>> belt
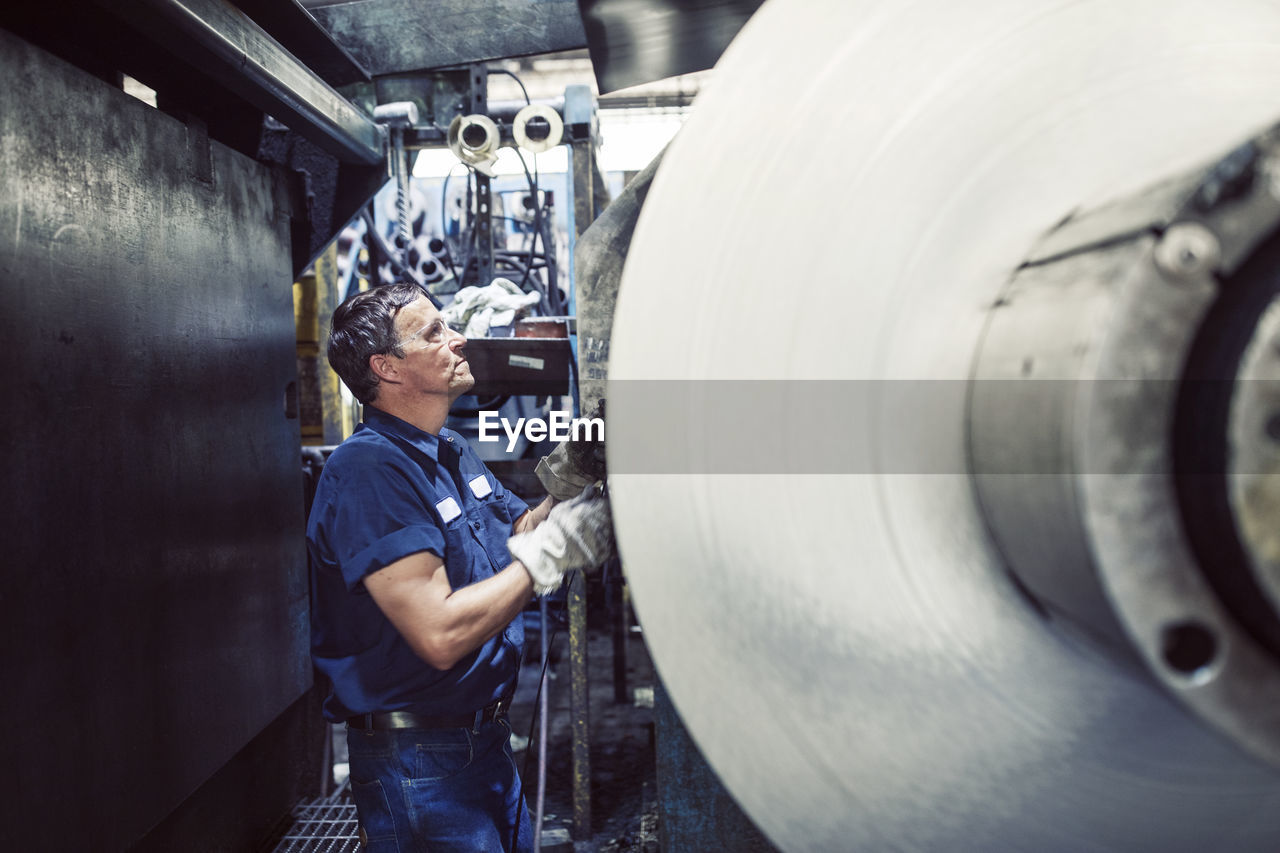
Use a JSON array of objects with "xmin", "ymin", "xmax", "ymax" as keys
[{"xmin": 347, "ymin": 697, "xmax": 510, "ymax": 731}]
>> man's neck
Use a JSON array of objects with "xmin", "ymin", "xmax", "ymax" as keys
[{"xmin": 367, "ymin": 396, "xmax": 450, "ymax": 435}]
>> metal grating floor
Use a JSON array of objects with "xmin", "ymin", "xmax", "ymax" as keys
[{"xmin": 267, "ymin": 783, "xmax": 361, "ymax": 853}]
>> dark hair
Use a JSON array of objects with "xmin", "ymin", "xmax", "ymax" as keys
[{"xmin": 327, "ymin": 282, "xmax": 426, "ymax": 404}]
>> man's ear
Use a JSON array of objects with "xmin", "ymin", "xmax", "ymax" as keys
[{"xmin": 369, "ymin": 352, "xmax": 400, "ymax": 385}]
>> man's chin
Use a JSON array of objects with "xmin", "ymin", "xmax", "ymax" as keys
[{"xmin": 451, "ymin": 369, "xmax": 476, "ymax": 395}]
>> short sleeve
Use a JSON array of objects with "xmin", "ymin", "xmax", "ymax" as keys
[
  {"xmin": 311, "ymin": 452, "xmax": 445, "ymax": 591},
  {"xmin": 500, "ymin": 486, "xmax": 530, "ymax": 526}
]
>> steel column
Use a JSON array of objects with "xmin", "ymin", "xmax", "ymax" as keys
[
  {"xmin": 567, "ymin": 569, "xmax": 592, "ymax": 840},
  {"xmin": 565, "ymin": 110, "xmax": 600, "ymax": 840},
  {"xmin": 470, "ymin": 64, "xmax": 494, "ymax": 288}
]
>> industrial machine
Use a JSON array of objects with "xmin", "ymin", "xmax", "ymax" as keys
[
  {"xmin": 607, "ymin": 0, "xmax": 1280, "ymax": 850},
  {"xmin": 6, "ymin": 0, "xmax": 1280, "ymax": 850}
]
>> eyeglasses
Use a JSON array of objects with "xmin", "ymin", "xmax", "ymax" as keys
[{"xmin": 396, "ymin": 318, "xmax": 454, "ymax": 351}]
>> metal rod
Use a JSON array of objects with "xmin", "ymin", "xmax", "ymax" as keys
[
  {"xmin": 566, "ymin": 127, "xmax": 597, "ymax": 841},
  {"xmin": 568, "ymin": 569, "xmax": 592, "ymax": 840},
  {"xmin": 101, "ymin": 0, "xmax": 384, "ymax": 165},
  {"xmin": 534, "ymin": 596, "xmax": 550, "ymax": 850},
  {"xmin": 610, "ymin": 564, "xmax": 629, "ymax": 704}
]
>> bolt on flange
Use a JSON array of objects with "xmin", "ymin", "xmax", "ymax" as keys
[{"xmin": 1155, "ymin": 222, "xmax": 1222, "ymax": 280}]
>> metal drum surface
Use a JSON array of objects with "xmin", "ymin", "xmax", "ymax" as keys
[{"xmin": 607, "ymin": 1, "xmax": 1280, "ymax": 849}]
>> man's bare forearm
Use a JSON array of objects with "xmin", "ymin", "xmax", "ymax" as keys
[
  {"xmin": 427, "ymin": 561, "xmax": 535, "ymax": 668},
  {"xmin": 513, "ymin": 495, "xmax": 555, "ymax": 535}
]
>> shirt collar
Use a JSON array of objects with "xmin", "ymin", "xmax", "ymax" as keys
[{"xmin": 361, "ymin": 406, "xmax": 456, "ymax": 462}]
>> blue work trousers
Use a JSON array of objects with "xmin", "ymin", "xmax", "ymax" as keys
[{"xmin": 346, "ymin": 718, "xmax": 534, "ymax": 852}]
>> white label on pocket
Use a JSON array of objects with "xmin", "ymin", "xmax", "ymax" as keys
[
  {"xmin": 508, "ymin": 354, "xmax": 545, "ymax": 370},
  {"xmin": 435, "ymin": 496, "xmax": 462, "ymax": 523},
  {"xmin": 469, "ymin": 475, "xmax": 493, "ymax": 499}
]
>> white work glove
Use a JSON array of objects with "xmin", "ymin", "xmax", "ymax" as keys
[{"xmin": 508, "ymin": 486, "xmax": 614, "ymax": 595}]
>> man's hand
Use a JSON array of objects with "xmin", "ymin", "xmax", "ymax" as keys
[
  {"xmin": 535, "ymin": 403, "xmax": 607, "ymax": 502},
  {"xmin": 508, "ymin": 485, "xmax": 613, "ymax": 595}
]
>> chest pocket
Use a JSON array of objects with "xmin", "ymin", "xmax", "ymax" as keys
[
  {"xmin": 462, "ymin": 473, "xmax": 518, "ymax": 573},
  {"xmin": 435, "ymin": 501, "xmax": 478, "ymax": 588}
]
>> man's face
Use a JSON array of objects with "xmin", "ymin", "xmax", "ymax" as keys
[{"xmin": 391, "ymin": 296, "xmax": 474, "ymax": 402}]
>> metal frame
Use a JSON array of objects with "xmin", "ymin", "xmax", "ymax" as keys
[{"xmin": 99, "ymin": 0, "xmax": 384, "ymax": 165}]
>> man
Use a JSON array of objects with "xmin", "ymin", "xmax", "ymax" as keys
[{"xmin": 306, "ymin": 282, "xmax": 611, "ymax": 852}]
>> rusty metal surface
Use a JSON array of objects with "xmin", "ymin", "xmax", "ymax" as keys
[
  {"xmin": 0, "ymin": 31, "xmax": 309, "ymax": 849},
  {"xmin": 574, "ymin": 149, "xmax": 663, "ymax": 419}
]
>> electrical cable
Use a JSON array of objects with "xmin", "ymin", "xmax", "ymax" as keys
[
  {"xmin": 488, "ymin": 67, "xmax": 531, "ymax": 105},
  {"xmin": 510, "ymin": 146, "xmax": 549, "ymax": 308},
  {"xmin": 539, "ymin": 197, "xmax": 563, "ymax": 315},
  {"xmin": 462, "ymin": 168, "xmax": 475, "ymax": 286},
  {"xmin": 520, "ymin": 587, "xmax": 571, "ymax": 849},
  {"xmin": 439, "ymin": 164, "xmax": 464, "ymax": 280},
  {"xmin": 359, "ymin": 207, "xmax": 441, "ymax": 305},
  {"xmin": 487, "ymin": 67, "xmax": 558, "ymax": 311},
  {"xmin": 360, "ymin": 208, "xmax": 409, "ymax": 280},
  {"xmin": 520, "ymin": 619, "xmax": 561, "ymax": 781}
]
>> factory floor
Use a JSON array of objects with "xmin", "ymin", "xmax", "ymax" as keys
[{"xmin": 325, "ymin": 597, "xmax": 660, "ymax": 852}]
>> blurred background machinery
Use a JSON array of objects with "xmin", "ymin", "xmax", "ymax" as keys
[
  {"xmin": 6, "ymin": 0, "xmax": 1280, "ymax": 851},
  {"xmin": 0, "ymin": 1, "xmax": 749, "ymax": 850}
]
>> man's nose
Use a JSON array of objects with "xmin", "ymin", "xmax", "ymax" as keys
[{"xmin": 448, "ymin": 327, "xmax": 467, "ymax": 349}]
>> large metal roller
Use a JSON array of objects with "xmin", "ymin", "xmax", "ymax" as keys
[{"xmin": 607, "ymin": 1, "xmax": 1280, "ymax": 849}]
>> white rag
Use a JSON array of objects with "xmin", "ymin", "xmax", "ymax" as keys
[{"xmin": 441, "ymin": 277, "xmax": 541, "ymax": 338}]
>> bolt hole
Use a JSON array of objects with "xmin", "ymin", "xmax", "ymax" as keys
[
  {"xmin": 1265, "ymin": 412, "xmax": 1280, "ymax": 443},
  {"xmin": 1160, "ymin": 621, "xmax": 1219, "ymax": 676},
  {"xmin": 525, "ymin": 115, "xmax": 552, "ymax": 142},
  {"xmin": 462, "ymin": 124, "xmax": 488, "ymax": 148}
]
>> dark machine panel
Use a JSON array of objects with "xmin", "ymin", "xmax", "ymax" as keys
[
  {"xmin": 0, "ymin": 30, "xmax": 310, "ymax": 850},
  {"xmin": 466, "ymin": 338, "xmax": 573, "ymax": 397}
]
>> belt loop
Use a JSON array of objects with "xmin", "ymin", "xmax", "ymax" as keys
[
  {"xmin": 363, "ymin": 713, "xmax": 373, "ymax": 736},
  {"xmin": 472, "ymin": 707, "xmax": 483, "ymax": 733}
]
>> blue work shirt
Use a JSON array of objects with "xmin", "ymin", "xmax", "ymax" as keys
[{"xmin": 306, "ymin": 406, "xmax": 529, "ymax": 722}]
